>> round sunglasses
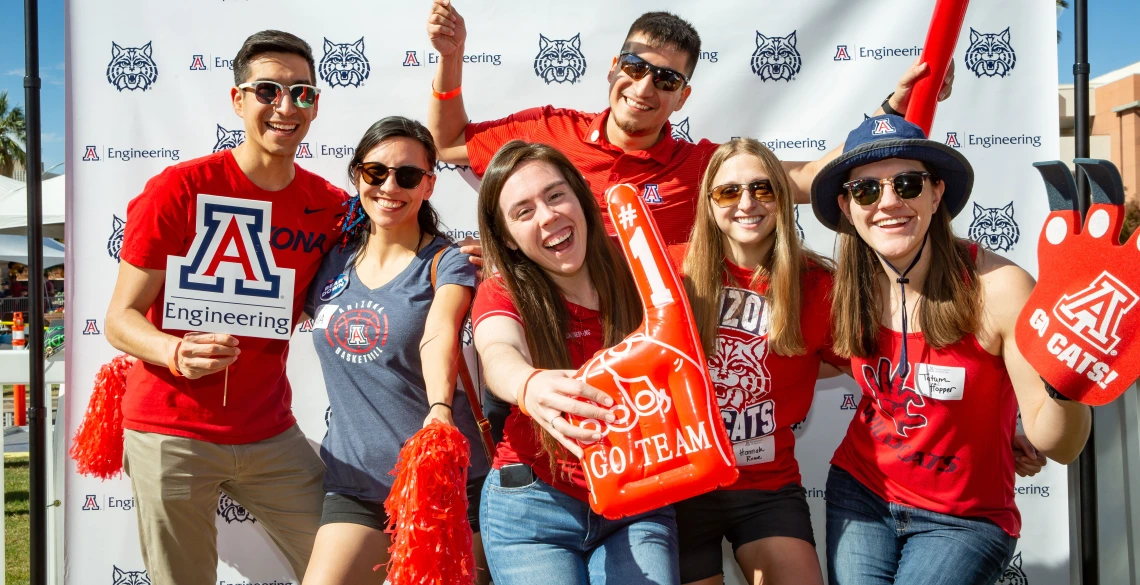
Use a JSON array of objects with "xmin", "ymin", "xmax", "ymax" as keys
[
  {"xmin": 842, "ymin": 171, "xmax": 933, "ymax": 206},
  {"xmin": 617, "ymin": 52, "xmax": 689, "ymax": 92},
  {"xmin": 237, "ymin": 81, "xmax": 321, "ymax": 109},
  {"xmin": 355, "ymin": 162, "xmax": 434, "ymax": 189},
  {"xmin": 710, "ymin": 180, "xmax": 774, "ymax": 207}
]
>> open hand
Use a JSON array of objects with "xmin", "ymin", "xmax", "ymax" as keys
[
  {"xmin": 523, "ymin": 369, "xmax": 615, "ymax": 458},
  {"xmin": 889, "ymin": 57, "xmax": 955, "ymax": 114}
]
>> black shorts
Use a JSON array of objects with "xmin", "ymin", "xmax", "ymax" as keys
[
  {"xmin": 675, "ymin": 484, "xmax": 816, "ymax": 582},
  {"xmin": 320, "ymin": 473, "xmax": 487, "ymax": 533}
]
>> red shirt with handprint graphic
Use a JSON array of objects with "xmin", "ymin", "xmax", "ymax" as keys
[{"xmin": 831, "ymin": 328, "xmax": 1021, "ymax": 537}]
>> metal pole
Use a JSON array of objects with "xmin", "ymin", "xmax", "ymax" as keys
[
  {"xmin": 1072, "ymin": 1, "xmax": 1097, "ymax": 583},
  {"xmin": 22, "ymin": 0, "xmax": 47, "ymax": 583}
]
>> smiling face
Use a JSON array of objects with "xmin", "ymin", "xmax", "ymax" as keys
[
  {"xmin": 497, "ymin": 160, "xmax": 589, "ymax": 280},
  {"xmin": 354, "ymin": 137, "xmax": 435, "ymax": 232},
  {"xmin": 710, "ymin": 154, "xmax": 779, "ymax": 263},
  {"xmin": 231, "ymin": 52, "xmax": 318, "ymax": 160},
  {"xmin": 606, "ymin": 34, "xmax": 692, "ymax": 139},
  {"xmin": 839, "ymin": 157, "xmax": 944, "ymax": 261}
]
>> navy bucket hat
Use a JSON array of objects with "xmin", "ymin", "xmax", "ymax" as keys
[{"xmin": 810, "ymin": 115, "xmax": 974, "ymax": 232}]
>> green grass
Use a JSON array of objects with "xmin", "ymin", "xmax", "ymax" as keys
[{"xmin": 6, "ymin": 454, "xmax": 29, "ymax": 585}]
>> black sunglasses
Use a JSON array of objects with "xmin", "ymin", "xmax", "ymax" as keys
[
  {"xmin": 710, "ymin": 180, "xmax": 774, "ymax": 207},
  {"xmin": 237, "ymin": 81, "xmax": 320, "ymax": 109},
  {"xmin": 617, "ymin": 52, "xmax": 689, "ymax": 92},
  {"xmin": 356, "ymin": 162, "xmax": 434, "ymax": 189},
  {"xmin": 842, "ymin": 171, "xmax": 933, "ymax": 206}
]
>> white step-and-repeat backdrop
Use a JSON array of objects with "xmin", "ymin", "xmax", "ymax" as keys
[{"xmin": 64, "ymin": 0, "xmax": 1065, "ymax": 583}]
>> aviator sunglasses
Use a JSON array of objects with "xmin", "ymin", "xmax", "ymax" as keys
[
  {"xmin": 237, "ymin": 80, "xmax": 321, "ymax": 109},
  {"xmin": 710, "ymin": 180, "xmax": 774, "ymax": 207},
  {"xmin": 842, "ymin": 171, "xmax": 933, "ymax": 206},
  {"xmin": 356, "ymin": 162, "xmax": 434, "ymax": 189},
  {"xmin": 617, "ymin": 52, "xmax": 689, "ymax": 92}
]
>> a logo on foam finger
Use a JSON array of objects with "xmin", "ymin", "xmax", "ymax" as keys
[{"xmin": 1053, "ymin": 271, "xmax": 1138, "ymax": 355}]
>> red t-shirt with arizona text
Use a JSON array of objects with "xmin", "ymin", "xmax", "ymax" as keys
[
  {"xmin": 118, "ymin": 150, "xmax": 347, "ymax": 444},
  {"xmin": 471, "ymin": 276, "xmax": 599, "ymax": 502}
]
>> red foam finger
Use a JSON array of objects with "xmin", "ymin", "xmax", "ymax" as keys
[
  {"xmin": 565, "ymin": 184, "xmax": 738, "ymax": 519},
  {"xmin": 905, "ymin": 0, "xmax": 970, "ymax": 134}
]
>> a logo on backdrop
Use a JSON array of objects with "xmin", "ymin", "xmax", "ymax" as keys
[
  {"xmin": 840, "ymin": 393, "xmax": 858, "ymax": 410},
  {"xmin": 217, "ymin": 493, "xmax": 256, "ymax": 523},
  {"xmin": 969, "ymin": 202, "xmax": 1020, "ymax": 252},
  {"xmin": 670, "ymin": 118, "xmax": 692, "ymax": 142},
  {"xmin": 212, "ymin": 125, "xmax": 245, "ymax": 153},
  {"xmin": 872, "ymin": 118, "xmax": 896, "ymax": 135},
  {"xmin": 834, "ymin": 44, "xmax": 922, "ymax": 62},
  {"xmin": 403, "ymin": 50, "xmax": 421, "ymax": 67},
  {"xmin": 995, "ymin": 552, "xmax": 1029, "ymax": 585},
  {"xmin": 82, "ymin": 494, "xmax": 100, "ymax": 510},
  {"xmin": 751, "ymin": 31, "xmax": 801, "ymax": 82},
  {"xmin": 863, "ymin": 357, "xmax": 927, "ymax": 437},
  {"xmin": 461, "ymin": 318, "xmax": 473, "ymax": 347},
  {"xmin": 325, "ymin": 406, "xmax": 332, "ymax": 428},
  {"xmin": 325, "ymin": 301, "xmax": 389, "ymax": 364},
  {"xmin": 1053, "ymin": 271, "xmax": 1139, "ymax": 354},
  {"xmin": 82, "ymin": 319, "xmax": 101, "ymax": 335},
  {"xmin": 83, "ymin": 145, "xmax": 100, "ymax": 161},
  {"xmin": 108, "ymin": 215, "xmax": 125, "ymax": 261},
  {"xmin": 533, "ymin": 34, "xmax": 586, "ymax": 84},
  {"xmin": 965, "ymin": 27, "xmax": 1016, "ymax": 78},
  {"xmin": 642, "ymin": 184, "xmax": 662, "ymax": 204},
  {"xmin": 106, "ymin": 41, "xmax": 158, "ymax": 91},
  {"xmin": 319, "ymin": 38, "xmax": 370, "ymax": 88},
  {"xmin": 112, "ymin": 566, "xmax": 151, "ymax": 585},
  {"xmin": 436, "ymin": 161, "xmax": 471, "ymax": 173},
  {"xmin": 833, "ymin": 45, "xmax": 851, "ymax": 61},
  {"xmin": 296, "ymin": 143, "xmax": 314, "ymax": 159},
  {"xmin": 794, "ymin": 207, "xmax": 805, "ymax": 240},
  {"xmin": 163, "ymin": 194, "xmax": 296, "ymax": 339},
  {"xmin": 945, "ymin": 131, "xmax": 962, "ymax": 148},
  {"xmin": 189, "ymin": 54, "xmax": 207, "ymax": 71},
  {"xmin": 80, "ymin": 144, "xmax": 179, "ymax": 163}
]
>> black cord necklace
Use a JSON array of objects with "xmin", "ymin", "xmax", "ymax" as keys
[{"xmin": 875, "ymin": 232, "xmax": 929, "ymax": 388}]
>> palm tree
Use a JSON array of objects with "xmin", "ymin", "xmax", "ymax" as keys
[
  {"xmin": 0, "ymin": 91, "xmax": 27, "ymax": 178},
  {"xmin": 1057, "ymin": 0, "xmax": 1069, "ymax": 43}
]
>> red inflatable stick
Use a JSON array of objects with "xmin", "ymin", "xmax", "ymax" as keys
[
  {"xmin": 905, "ymin": 0, "xmax": 970, "ymax": 135},
  {"xmin": 567, "ymin": 184, "xmax": 738, "ymax": 519},
  {"xmin": 1016, "ymin": 160, "xmax": 1140, "ymax": 405}
]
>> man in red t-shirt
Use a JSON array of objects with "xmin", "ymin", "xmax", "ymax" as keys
[
  {"xmin": 424, "ymin": 2, "xmax": 953, "ymax": 245},
  {"xmin": 104, "ymin": 31, "xmax": 346, "ymax": 585}
]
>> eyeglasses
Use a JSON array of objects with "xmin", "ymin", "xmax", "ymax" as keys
[
  {"xmin": 842, "ymin": 171, "xmax": 933, "ymax": 206},
  {"xmin": 355, "ymin": 162, "xmax": 434, "ymax": 189},
  {"xmin": 237, "ymin": 81, "xmax": 321, "ymax": 109},
  {"xmin": 709, "ymin": 180, "xmax": 774, "ymax": 207},
  {"xmin": 617, "ymin": 52, "xmax": 689, "ymax": 92}
]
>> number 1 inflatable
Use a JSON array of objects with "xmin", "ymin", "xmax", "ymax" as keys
[{"xmin": 905, "ymin": 0, "xmax": 970, "ymax": 135}]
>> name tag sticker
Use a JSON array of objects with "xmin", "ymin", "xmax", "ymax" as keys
[
  {"xmin": 312, "ymin": 304, "xmax": 339, "ymax": 330},
  {"xmin": 733, "ymin": 435, "xmax": 775, "ymax": 466},
  {"xmin": 915, "ymin": 363, "xmax": 966, "ymax": 401}
]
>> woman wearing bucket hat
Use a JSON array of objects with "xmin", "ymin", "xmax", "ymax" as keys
[{"xmin": 811, "ymin": 115, "xmax": 1091, "ymax": 585}]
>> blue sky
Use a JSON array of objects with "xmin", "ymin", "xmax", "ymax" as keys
[{"xmin": 1, "ymin": 0, "xmax": 1138, "ymax": 174}]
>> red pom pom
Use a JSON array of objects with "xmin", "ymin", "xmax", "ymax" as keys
[
  {"xmin": 384, "ymin": 420, "xmax": 475, "ymax": 585},
  {"xmin": 69, "ymin": 355, "xmax": 133, "ymax": 479}
]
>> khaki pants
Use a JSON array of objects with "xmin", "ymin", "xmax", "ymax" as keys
[{"xmin": 123, "ymin": 425, "xmax": 325, "ymax": 585}]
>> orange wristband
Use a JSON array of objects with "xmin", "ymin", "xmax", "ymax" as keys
[
  {"xmin": 168, "ymin": 340, "xmax": 184, "ymax": 377},
  {"xmin": 516, "ymin": 369, "xmax": 544, "ymax": 417},
  {"xmin": 432, "ymin": 83, "xmax": 462, "ymax": 101}
]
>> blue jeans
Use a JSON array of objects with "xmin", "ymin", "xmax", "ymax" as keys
[
  {"xmin": 825, "ymin": 465, "xmax": 1017, "ymax": 585},
  {"xmin": 480, "ymin": 468, "xmax": 679, "ymax": 585}
]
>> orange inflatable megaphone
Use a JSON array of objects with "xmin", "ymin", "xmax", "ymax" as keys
[{"xmin": 567, "ymin": 184, "xmax": 738, "ymax": 519}]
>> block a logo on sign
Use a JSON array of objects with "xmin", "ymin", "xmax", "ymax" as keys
[
  {"xmin": 1053, "ymin": 271, "xmax": 1139, "ymax": 355},
  {"xmin": 163, "ymin": 194, "xmax": 295, "ymax": 339}
]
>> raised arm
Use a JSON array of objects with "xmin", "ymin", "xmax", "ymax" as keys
[
  {"xmin": 426, "ymin": 0, "xmax": 471, "ymax": 166},
  {"xmin": 419, "ymin": 283, "xmax": 474, "ymax": 427}
]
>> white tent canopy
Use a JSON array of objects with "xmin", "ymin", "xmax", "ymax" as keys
[
  {"xmin": 0, "ymin": 175, "xmax": 66, "ymax": 239},
  {"xmin": 0, "ymin": 235, "xmax": 65, "ymax": 267}
]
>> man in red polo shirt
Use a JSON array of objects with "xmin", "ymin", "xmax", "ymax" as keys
[
  {"xmin": 104, "ymin": 31, "xmax": 346, "ymax": 585},
  {"xmin": 426, "ymin": 3, "xmax": 952, "ymax": 244}
]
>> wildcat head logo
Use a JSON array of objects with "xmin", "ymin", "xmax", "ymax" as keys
[
  {"xmin": 533, "ymin": 33, "xmax": 586, "ymax": 84},
  {"xmin": 1054, "ymin": 271, "xmax": 1139, "ymax": 355},
  {"xmin": 108, "ymin": 215, "xmax": 125, "ymax": 262},
  {"xmin": 212, "ymin": 125, "xmax": 245, "ymax": 153},
  {"xmin": 112, "ymin": 566, "xmax": 151, "ymax": 585},
  {"xmin": 995, "ymin": 552, "xmax": 1028, "ymax": 585},
  {"xmin": 965, "ymin": 27, "xmax": 1016, "ymax": 78},
  {"xmin": 710, "ymin": 333, "xmax": 772, "ymax": 413},
  {"xmin": 671, "ymin": 118, "xmax": 692, "ymax": 142},
  {"xmin": 863, "ymin": 357, "xmax": 927, "ymax": 437},
  {"xmin": 436, "ymin": 161, "xmax": 471, "ymax": 173},
  {"xmin": 325, "ymin": 405, "xmax": 332, "ymax": 427},
  {"xmin": 217, "ymin": 493, "xmax": 255, "ymax": 524},
  {"xmin": 461, "ymin": 318, "xmax": 473, "ymax": 347},
  {"xmin": 969, "ymin": 202, "xmax": 1020, "ymax": 252},
  {"xmin": 106, "ymin": 41, "xmax": 158, "ymax": 91},
  {"xmin": 751, "ymin": 31, "xmax": 801, "ymax": 82},
  {"xmin": 319, "ymin": 38, "xmax": 370, "ymax": 88}
]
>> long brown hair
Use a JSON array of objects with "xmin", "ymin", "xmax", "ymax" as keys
[
  {"xmin": 684, "ymin": 139, "xmax": 831, "ymax": 357},
  {"xmin": 477, "ymin": 141, "xmax": 640, "ymax": 464},
  {"xmin": 831, "ymin": 171, "xmax": 981, "ymax": 358}
]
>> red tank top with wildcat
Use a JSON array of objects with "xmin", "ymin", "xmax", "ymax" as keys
[{"xmin": 830, "ymin": 325, "xmax": 1021, "ymax": 537}]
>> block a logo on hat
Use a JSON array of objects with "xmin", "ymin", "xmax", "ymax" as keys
[
  {"xmin": 106, "ymin": 41, "xmax": 158, "ymax": 92},
  {"xmin": 670, "ymin": 118, "xmax": 692, "ymax": 143},
  {"xmin": 968, "ymin": 202, "xmax": 1020, "ymax": 252},
  {"xmin": 319, "ymin": 37, "xmax": 370, "ymax": 88},
  {"xmin": 212, "ymin": 125, "xmax": 245, "ymax": 153},
  {"xmin": 533, "ymin": 33, "xmax": 586, "ymax": 84},
  {"xmin": 751, "ymin": 31, "xmax": 801, "ymax": 82},
  {"xmin": 965, "ymin": 27, "xmax": 1016, "ymax": 78},
  {"xmin": 871, "ymin": 118, "xmax": 896, "ymax": 135},
  {"xmin": 1053, "ymin": 271, "xmax": 1139, "ymax": 355},
  {"xmin": 107, "ymin": 215, "xmax": 124, "ymax": 261}
]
